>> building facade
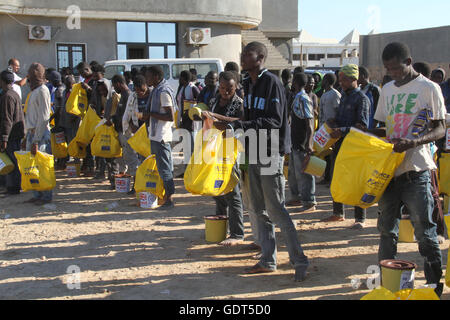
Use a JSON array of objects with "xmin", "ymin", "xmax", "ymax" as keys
[
  {"xmin": 0, "ymin": 0, "xmax": 263, "ymax": 75},
  {"xmin": 0, "ymin": 0, "xmax": 298, "ymax": 81},
  {"xmin": 293, "ymin": 29, "xmax": 360, "ymax": 70},
  {"xmin": 360, "ymin": 26, "xmax": 450, "ymax": 83}
]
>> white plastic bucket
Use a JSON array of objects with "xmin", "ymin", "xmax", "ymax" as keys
[
  {"xmin": 115, "ymin": 174, "xmax": 131, "ymax": 193},
  {"xmin": 139, "ymin": 192, "xmax": 158, "ymax": 209}
]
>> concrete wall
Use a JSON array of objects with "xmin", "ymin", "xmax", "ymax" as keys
[
  {"xmin": 360, "ymin": 26, "xmax": 450, "ymax": 83},
  {"xmin": 259, "ymin": 0, "xmax": 298, "ymax": 32},
  {"xmin": 0, "ymin": 0, "xmax": 262, "ymax": 28},
  {"xmin": 178, "ymin": 22, "xmax": 242, "ymax": 67},
  {"xmin": 0, "ymin": 14, "xmax": 116, "ymax": 72}
]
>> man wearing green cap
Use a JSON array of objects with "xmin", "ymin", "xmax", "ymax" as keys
[{"xmin": 322, "ymin": 64, "xmax": 370, "ymax": 229}]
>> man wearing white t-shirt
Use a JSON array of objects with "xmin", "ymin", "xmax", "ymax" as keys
[
  {"xmin": 144, "ymin": 66, "xmax": 177, "ymax": 209},
  {"xmin": 8, "ymin": 58, "xmax": 27, "ymax": 101},
  {"xmin": 367, "ymin": 42, "xmax": 447, "ymax": 297}
]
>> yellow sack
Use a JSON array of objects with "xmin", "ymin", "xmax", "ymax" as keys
[
  {"xmin": 66, "ymin": 83, "xmax": 88, "ymax": 117},
  {"xmin": 0, "ymin": 152, "xmax": 15, "ymax": 175},
  {"xmin": 91, "ymin": 123, "xmax": 122, "ymax": 158},
  {"xmin": 184, "ymin": 129, "xmax": 241, "ymax": 197},
  {"xmin": 331, "ymin": 128, "xmax": 405, "ymax": 209},
  {"xmin": 127, "ymin": 124, "xmax": 151, "ymax": 158},
  {"xmin": 74, "ymin": 106, "xmax": 101, "ymax": 145},
  {"xmin": 68, "ymin": 139, "xmax": 87, "ymax": 159},
  {"xmin": 439, "ymin": 153, "xmax": 450, "ymax": 196},
  {"xmin": 135, "ymin": 155, "xmax": 165, "ymax": 199},
  {"xmin": 361, "ymin": 287, "xmax": 439, "ymax": 300},
  {"xmin": 50, "ymin": 131, "xmax": 68, "ymax": 159},
  {"xmin": 360, "ymin": 287, "xmax": 396, "ymax": 300},
  {"xmin": 14, "ymin": 151, "xmax": 56, "ymax": 192},
  {"xmin": 446, "ymin": 214, "xmax": 450, "ymax": 288}
]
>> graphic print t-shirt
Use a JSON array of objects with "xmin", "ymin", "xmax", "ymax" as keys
[{"xmin": 374, "ymin": 74, "xmax": 446, "ymax": 176}]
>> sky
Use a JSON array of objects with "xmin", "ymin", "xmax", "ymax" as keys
[{"xmin": 298, "ymin": 0, "xmax": 450, "ymax": 40}]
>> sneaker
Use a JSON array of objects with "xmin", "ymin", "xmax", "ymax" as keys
[
  {"xmin": 127, "ymin": 189, "xmax": 136, "ymax": 196},
  {"xmin": 350, "ymin": 222, "xmax": 365, "ymax": 230},
  {"xmin": 321, "ymin": 215, "xmax": 345, "ymax": 222}
]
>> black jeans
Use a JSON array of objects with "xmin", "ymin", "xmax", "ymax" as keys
[{"xmin": 5, "ymin": 139, "xmax": 22, "ymax": 193}]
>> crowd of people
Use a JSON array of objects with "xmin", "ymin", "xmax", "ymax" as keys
[{"xmin": 0, "ymin": 41, "xmax": 449, "ymax": 296}]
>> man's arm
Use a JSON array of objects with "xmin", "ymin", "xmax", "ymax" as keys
[
  {"xmin": 229, "ymin": 80, "xmax": 284, "ymax": 132},
  {"xmin": 392, "ymin": 120, "xmax": 446, "ymax": 153}
]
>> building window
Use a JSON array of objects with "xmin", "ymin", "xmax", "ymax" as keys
[
  {"xmin": 308, "ymin": 54, "xmax": 325, "ymax": 61},
  {"xmin": 56, "ymin": 43, "xmax": 86, "ymax": 74},
  {"xmin": 116, "ymin": 21, "xmax": 177, "ymax": 59}
]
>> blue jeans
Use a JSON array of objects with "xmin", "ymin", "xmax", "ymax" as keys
[
  {"xmin": 151, "ymin": 140, "xmax": 175, "ymax": 197},
  {"xmin": 377, "ymin": 170, "xmax": 442, "ymax": 285},
  {"xmin": 214, "ymin": 182, "xmax": 245, "ymax": 240},
  {"xmin": 247, "ymin": 154, "xmax": 309, "ymax": 270},
  {"xmin": 5, "ymin": 139, "xmax": 22, "ymax": 192},
  {"xmin": 26, "ymin": 130, "xmax": 53, "ymax": 201},
  {"xmin": 288, "ymin": 150, "xmax": 316, "ymax": 205}
]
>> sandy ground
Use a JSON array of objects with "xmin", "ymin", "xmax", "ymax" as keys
[{"xmin": 0, "ymin": 168, "xmax": 448, "ymax": 300}]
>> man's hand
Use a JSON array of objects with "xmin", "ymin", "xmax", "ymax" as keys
[
  {"xmin": 31, "ymin": 143, "xmax": 38, "ymax": 156},
  {"xmin": 391, "ymin": 138, "xmax": 416, "ymax": 153},
  {"xmin": 355, "ymin": 123, "xmax": 368, "ymax": 132},
  {"xmin": 80, "ymin": 82, "xmax": 90, "ymax": 91},
  {"xmin": 105, "ymin": 119, "xmax": 113, "ymax": 126},
  {"xmin": 213, "ymin": 121, "xmax": 229, "ymax": 131},
  {"xmin": 0, "ymin": 141, "xmax": 7, "ymax": 153}
]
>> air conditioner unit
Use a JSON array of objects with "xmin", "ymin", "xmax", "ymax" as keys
[
  {"xmin": 28, "ymin": 25, "xmax": 51, "ymax": 41},
  {"xmin": 187, "ymin": 28, "xmax": 211, "ymax": 45}
]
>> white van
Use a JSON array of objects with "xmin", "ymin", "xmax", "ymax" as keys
[{"xmin": 104, "ymin": 58, "xmax": 224, "ymax": 92}]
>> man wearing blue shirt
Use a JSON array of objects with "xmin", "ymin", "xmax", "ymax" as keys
[{"xmin": 322, "ymin": 64, "xmax": 370, "ymax": 229}]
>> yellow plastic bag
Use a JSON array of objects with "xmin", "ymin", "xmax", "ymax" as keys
[
  {"xmin": 361, "ymin": 287, "xmax": 439, "ymax": 300},
  {"xmin": 135, "ymin": 155, "xmax": 165, "ymax": 199},
  {"xmin": 184, "ymin": 129, "xmax": 241, "ymax": 197},
  {"xmin": 14, "ymin": 151, "xmax": 56, "ymax": 192},
  {"xmin": 74, "ymin": 106, "xmax": 101, "ymax": 145},
  {"xmin": 331, "ymin": 129, "xmax": 405, "ymax": 209},
  {"xmin": 446, "ymin": 214, "xmax": 450, "ymax": 288},
  {"xmin": 66, "ymin": 83, "xmax": 88, "ymax": 117},
  {"xmin": 360, "ymin": 287, "xmax": 396, "ymax": 300},
  {"xmin": 91, "ymin": 123, "xmax": 122, "ymax": 158},
  {"xmin": 67, "ymin": 139, "xmax": 87, "ymax": 159},
  {"xmin": 0, "ymin": 152, "xmax": 15, "ymax": 175},
  {"xmin": 439, "ymin": 153, "xmax": 450, "ymax": 196},
  {"xmin": 50, "ymin": 131, "xmax": 68, "ymax": 159},
  {"xmin": 127, "ymin": 124, "xmax": 151, "ymax": 158}
]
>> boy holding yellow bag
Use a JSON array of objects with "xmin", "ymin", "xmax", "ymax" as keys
[{"xmin": 369, "ymin": 43, "xmax": 447, "ymax": 297}]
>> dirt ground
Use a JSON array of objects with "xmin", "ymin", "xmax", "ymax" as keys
[{"xmin": 0, "ymin": 169, "xmax": 448, "ymax": 300}]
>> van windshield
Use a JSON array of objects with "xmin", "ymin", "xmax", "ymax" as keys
[
  {"xmin": 131, "ymin": 64, "xmax": 170, "ymax": 80},
  {"xmin": 104, "ymin": 65, "xmax": 125, "ymax": 79},
  {"xmin": 172, "ymin": 63, "xmax": 218, "ymax": 80}
]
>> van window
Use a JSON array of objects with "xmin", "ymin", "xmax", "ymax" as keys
[
  {"xmin": 172, "ymin": 63, "xmax": 218, "ymax": 80},
  {"xmin": 131, "ymin": 64, "xmax": 170, "ymax": 80},
  {"xmin": 105, "ymin": 65, "xmax": 125, "ymax": 79}
]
